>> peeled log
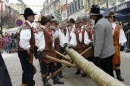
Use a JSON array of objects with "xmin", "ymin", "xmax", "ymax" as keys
[{"xmin": 65, "ymin": 48, "xmax": 126, "ymax": 86}]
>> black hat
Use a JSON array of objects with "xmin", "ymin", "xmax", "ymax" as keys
[
  {"xmin": 21, "ymin": 8, "xmax": 37, "ymax": 17},
  {"xmin": 67, "ymin": 18, "xmax": 75, "ymax": 23},
  {"xmin": 90, "ymin": 5, "xmax": 104, "ymax": 15}
]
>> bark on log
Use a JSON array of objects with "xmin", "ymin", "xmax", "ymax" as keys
[{"xmin": 65, "ymin": 48, "xmax": 126, "ymax": 86}]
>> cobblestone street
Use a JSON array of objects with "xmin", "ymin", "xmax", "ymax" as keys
[{"xmin": 2, "ymin": 51, "xmax": 130, "ymax": 86}]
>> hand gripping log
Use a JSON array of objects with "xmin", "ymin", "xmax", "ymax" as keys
[{"xmin": 65, "ymin": 47, "xmax": 126, "ymax": 86}]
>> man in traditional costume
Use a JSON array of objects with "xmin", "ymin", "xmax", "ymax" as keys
[
  {"xmin": 106, "ymin": 11, "xmax": 127, "ymax": 81},
  {"xmin": 82, "ymin": 19, "xmax": 95, "ymax": 77},
  {"xmin": 35, "ymin": 16, "xmax": 64, "ymax": 86},
  {"xmin": 18, "ymin": 8, "xmax": 36, "ymax": 86}
]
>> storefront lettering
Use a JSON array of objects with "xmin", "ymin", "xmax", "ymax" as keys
[{"xmin": 116, "ymin": 4, "xmax": 127, "ymax": 11}]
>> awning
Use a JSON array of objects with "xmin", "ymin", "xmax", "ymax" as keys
[
  {"xmin": 116, "ymin": 7, "xmax": 130, "ymax": 15},
  {"xmin": 101, "ymin": 8, "xmax": 110, "ymax": 17}
]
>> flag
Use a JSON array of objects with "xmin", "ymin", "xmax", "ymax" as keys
[{"xmin": 0, "ymin": 3, "xmax": 5, "ymax": 13}]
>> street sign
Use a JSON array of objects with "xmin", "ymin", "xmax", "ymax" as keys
[{"xmin": 16, "ymin": 19, "xmax": 23, "ymax": 26}]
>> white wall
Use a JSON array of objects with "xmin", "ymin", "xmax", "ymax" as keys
[{"xmin": 67, "ymin": 0, "xmax": 74, "ymax": 4}]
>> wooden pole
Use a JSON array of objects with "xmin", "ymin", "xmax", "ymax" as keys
[
  {"xmin": 45, "ymin": 55, "xmax": 79, "ymax": 69},
  {"xmin": 80, "ymin": 47, "xmax": 92, "ymax": 55},
  {"xmin": 65, "ymin": 48, "xmax": 126, "ymax": 86},
  {"xmin": 47, "ymin": 65, "xmax": 67, "ymax": 80},
  {"xmin": 54, "ymin": 50, "xmax": 71, "ymax": 61}
]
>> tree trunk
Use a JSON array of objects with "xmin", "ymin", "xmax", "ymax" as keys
[{"xmin": 65, "ymin": 48, "xmax": 126, "ymax": 86}]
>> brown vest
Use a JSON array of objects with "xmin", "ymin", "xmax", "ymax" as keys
[
  {"xmin": 113, "ymin": 24, "xmax": 121, "ymax": 45},
  {"xmin": 55, "ymin": 38, "xmax": 60, "ymax": 51},
  {"xmin": 18, "ymin": 23, "xmax": 35, "ymax": 51},
  {"xmin": 42, "ymin": 28, "xmax": 52, "ymax": 51}
]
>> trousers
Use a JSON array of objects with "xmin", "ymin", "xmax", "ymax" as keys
[
  {"xmin": 99, "ymin": 55, "xmax": 114, "ymax": 77},
  {"xmin": 18, "ymin": 51, "xmax": 35, "ymax": 86}
]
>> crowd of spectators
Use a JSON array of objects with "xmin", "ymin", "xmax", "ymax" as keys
[{"xmin": 0, "ymin": 32, "xmax": 18, "ymax": 53}]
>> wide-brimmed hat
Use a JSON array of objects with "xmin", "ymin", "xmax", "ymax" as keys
[
  {"xmin": 21, "ymin": 8, "xmax": 37, "ymax": 17},
  {"xmin": 46, "ymin": 15, "xmax": 53, "ymax": 22},
  {"xmin": 82, "ymin": 16, "xmax": 90, "ymax": 21},
  {"xmin": 67, "ymin": 18, "xmax": 75, "ymax": 23},
  {"xmin": 90, "ymin": 5, "xmax": 104, "ymax": 16},
  {"xmin": 51, "ymin": 19, "xmax": 59, "ymax": 25},
  {"xmin": 75, "ymin": 17, "xmax": 83, "ymax": 24},
  {"xmin": 105, "ymin": 11, "xmax": 116, "ymax": 18}
]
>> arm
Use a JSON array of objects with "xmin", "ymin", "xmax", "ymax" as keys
[
  {"xmin": 94, "ymin": 24, "xmax": 104, "ymax": 57},
  {"xmin": 52, "ymin": 29, "xmax": 59, "ymax": 39},
  {"xmin": 84, "ymin": 31, "xmax": 92, "ymax": 45},
  {"xmin": 19, "ymin": 29, "xmax": 31, "ymax": 50},
  {"xmin": 36, "ymin": 31, "xmax": 45, "ymax": 51},
  {"xmin": 119, "ymin": 28, "xmax": 127, "ymax": 44}
]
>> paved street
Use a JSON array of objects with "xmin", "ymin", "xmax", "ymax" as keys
[{"xmin": 2, "ymin": 51, "xmax": 130, "ymax": 86}]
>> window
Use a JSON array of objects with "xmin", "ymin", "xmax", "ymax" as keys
[
  {"xmin": 78, "ymin": 0, "xmax": 80, "ymax": 9},
  {"xmin": 72, "ymin": 2, "xmax": 75, "ymax": 12},
  {"xmin": 71, "ymin": 3, "xmax": 73, "ymax": 13},
  {"xmin": 68, "ymin": 4, "xmax": 70, "ymax": 14},
  {"xmin": 75, "ymin": 0, "xmax": 77, "ymax": 11},
  {"xmin": 80, "ymin": 0, "xmax": 83, "ymax": 8}
]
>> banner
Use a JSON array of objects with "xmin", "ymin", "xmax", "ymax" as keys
[{"xmin": 9, "ymin": 3, "xmax": 43, "ymax": 7}]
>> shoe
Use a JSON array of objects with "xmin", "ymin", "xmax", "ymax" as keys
[
  {"xmin": 21, "ymin": 84, "xmax": 27, "ymax": 86},
  {"xmin": 59, "ymin": 71, "xmax": 63, "ymax": 78},
  {"xmin": 75, "ymin": 69, "xmax": 80, "ymax": 75},
  {"xmin": 116, "ymin": 69, "xmax": 124, "ymax": 81},
  {"xmin": 42, "ymin": 77, "xmax": 51, "ymax": 86},
  {"xmin": 82, "ymin": 72, "xmax": 87, "ymax": 77},
  {"xmin": 53, "ymin": 75, "xmax": 64, "ymax": 84}
]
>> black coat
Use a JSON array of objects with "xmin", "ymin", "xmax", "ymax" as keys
[{"xmin": 0, "ymin": 53, "xmax": 12, "ymax": 86}]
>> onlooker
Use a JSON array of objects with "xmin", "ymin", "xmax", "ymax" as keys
[
  {"xmin": 0, "ymin": 35, "xmax": 3, "ymax": 53},
  {"xmin": 3, "ymin": 34, "xmax": 9, "ymax": 52}
]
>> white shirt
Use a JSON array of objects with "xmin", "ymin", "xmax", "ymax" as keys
[
  {"xmin": 69, "ymin": 24, "xmax": 75, "ymax": 32},
  {"xmin": 77, "ymin": 28, "xmax": 83, "ymax": 42},
  {"xmin": 112, "ymin": 23, "xmax": 127, "ymax": 44},
  {"xmin": 19, "ymin": 21, "xmax": 32, "ymax": 50},
  {"xmin": 69, "ymin": 31, "xmax": 77, "ymax": 47},
  {"xmin": 58, "ymin": 28, "xmax": 70, "ymax": 47},
  {"xmin": 35, "ymin": 29, "xmax": 45, "ymax": 51}
]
